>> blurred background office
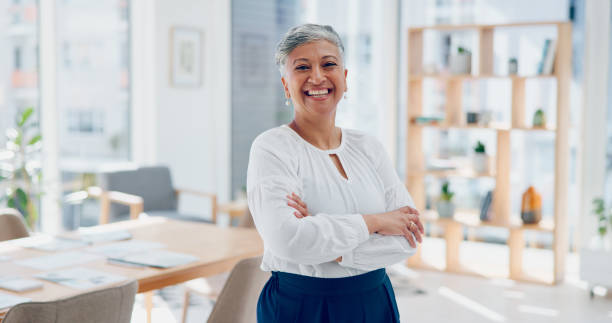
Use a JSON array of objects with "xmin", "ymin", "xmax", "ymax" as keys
[{"xmin": 1, "ymin": 0, "xmax": 611, "ymax": 322}]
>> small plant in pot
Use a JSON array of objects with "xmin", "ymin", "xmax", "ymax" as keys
[
  {"xmin": 450, "ymin": 46, "xmax": 472, "ymax": 74},
  {"xmin": 436, "ymin": 181, "xmax": 455, "ymax": 219},
  {"xmin": 472, "ymin": 141, "xmax": 489, "ymax": 174}
]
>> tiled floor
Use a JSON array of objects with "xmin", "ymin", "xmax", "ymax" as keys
[{"xmin": 130, "ymin": 251, "xmax": 612, "ymax": 323}]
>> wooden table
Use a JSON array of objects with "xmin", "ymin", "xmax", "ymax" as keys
[{"xmin": 0, "ymin": 217, "xmax": 263, "ymax": 321}]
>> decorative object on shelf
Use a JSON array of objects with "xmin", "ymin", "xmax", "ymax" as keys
[
  {"xmin": 472, "ymin": 141, "xmax": 490, "ymax": 174},
  {"xmin": 0, "ymin": 107, "xmax": 43, "ymax": 230},
  {"xmin": 436, "ymin": 181, "xmax": 455, "ymax": 219},
  {"xmin": 479, "ymin": 110, "xmax": 493, "ymax": 126},
  {"xmin": 533, "ymin": 108, "xmax": 547, "ymax": 128},
  {"xmin": 466, "ymin": 112, "xmax": 480, "ymax": 124},
  {"xmin": 479, "ymin": 190, "xmax": 494, "ymax": 221},
  {"xmin": 520, "ymin": 186, "xmax": 542, "ymax": 224},
  {"xmin": 508, "ymin": 57, "xmax": 518, "ymax": 75},
  {"xmin": 537, "ymin": 38, "xmax": 557, "ymax": 75},
  {"xmin": 170, "ymin": 26, "xmax": 203, "ymax": 87},
  {"xmin": 590, "ymin": 198, "xmax": 611, "ymax": 250},
  {"xmin": 412, "ymin": 116, "xmax": 444, "ymax": 125},
  {"xmin": 449, "ymin": 46, "xmax": 472, "ymax": 74}
]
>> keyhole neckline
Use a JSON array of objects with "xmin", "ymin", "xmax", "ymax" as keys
[{"xmin": 282, "ymin": 124, "xmax": 346, "ymax": 154}]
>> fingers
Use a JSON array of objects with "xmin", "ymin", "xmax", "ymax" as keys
[
  {"xmin": 402, "ymin": 227, "xmax": 416, "ymax": 248},
  {"xmin": 287, "ymin": 193, "xmax": 310, "ymax": 218},
  {"xmin": 408, "ymin": 221, "xmax": 423, "ymax": 243},
  {"xmin": 401, "ymin": 207, "xmax": 425, "ymax": 234}
]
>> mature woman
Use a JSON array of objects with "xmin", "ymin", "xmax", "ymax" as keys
[{"xmin": 247, "ymin": 24, "xmax": 424, "ymax": 322}]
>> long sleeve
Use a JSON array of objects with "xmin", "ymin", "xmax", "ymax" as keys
[
  {"xmin": 339, "ymin": 137, "xmax": 417, "ymax": 271},
  {"xmin": 247, "ymin": 135, "xmax": 370, "ymax": 265}
]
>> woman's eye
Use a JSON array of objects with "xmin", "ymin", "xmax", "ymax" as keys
[
  {"xmin": 324, "ymin": 62, "xmax": 337, "ymax": 67},
  {"xmin": 296, "ymin": 65, "xmax": 309, "ymax": 70}
]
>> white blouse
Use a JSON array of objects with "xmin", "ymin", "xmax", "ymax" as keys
[{"xmin": 247, "ymin": 125, "xmax": 417, "ymax": 278}]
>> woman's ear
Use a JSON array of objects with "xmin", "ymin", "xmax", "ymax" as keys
[
  {"xmin": 281, "ymin": 76, "xmax": 290, "ymax": 98},
  {"xmin": 344, "ymin": 69, "xmax": 348, "ymax": 91}
]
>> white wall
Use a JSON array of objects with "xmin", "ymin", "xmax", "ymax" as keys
[{"xmin": 132, "ymin": 0, "xmax": 231, "ymax": 217}]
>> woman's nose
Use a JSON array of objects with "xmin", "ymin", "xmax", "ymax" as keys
[{"xmin": 308, "ymin": 66, "xmax": 325, "ymax": 84}]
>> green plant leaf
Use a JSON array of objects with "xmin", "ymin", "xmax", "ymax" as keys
[
  {"xmin": 28, "ymin": 134, "xmax": 42, "ymax": 146},
  {"xmin": 16, "ymin": 188, "xmax": 28, "ymax": 211},
  {"xmin": 592, "ymin": 198, "xmax": 605, "ymax": 215},
  {"xmin": 7, "ymin": 196, "xmax": 16, "ymax": 209},
  {"xmin": 18, "ymin": 107, "xmax": 34, "ymax": 127}
]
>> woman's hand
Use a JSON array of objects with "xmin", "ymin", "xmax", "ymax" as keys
[
  {"xmin": 287, "ymin": 192, "xmax": 311, "ymax": 218},
  {"xmin": 363, "ymin": 207, "xmax": 424, "ymax": 248},
  {"xmin": 287, "ymin": 193, "xmax": 341, "ymax": 262}
]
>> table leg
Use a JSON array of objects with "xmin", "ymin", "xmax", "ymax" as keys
[{"xmin": 145, "ymin": 291, "xmax": 153, "ymax": 323}]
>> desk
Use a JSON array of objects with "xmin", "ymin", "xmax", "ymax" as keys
[{"xmin": 0, "ymin": 217, "xmax": 263, "ymax": 321}]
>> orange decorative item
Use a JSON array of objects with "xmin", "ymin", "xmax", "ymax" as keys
[{"xmin": 521, "ymin": 186, "xmax": 542, "ymax": 224}]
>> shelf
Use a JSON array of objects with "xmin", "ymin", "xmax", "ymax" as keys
[
  {"xmin": 410, "ymin": 121, "xmax": 557, "ymax": 132},
  {"xmin": 408, "ymin": 168, "xmax": 495, "ymax": 178},
  {"xmin": 422, "ymin": 209, "xmax": 554, "ymax": 232},
  {"xmin": 408, "ymin": 21, "xmax": 568, "ymax": 32},
  {"xmin": 409, "ymin": 74, "xmax": 557, "ymax": 81}
]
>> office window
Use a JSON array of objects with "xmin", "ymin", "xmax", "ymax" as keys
[
  {"xmin": 0, "ymin": 0, "xmax": 39, "ymax": 149},
  {"xmin": 56, "ymin": 0, "xmax": 130, "ymax": 162}
]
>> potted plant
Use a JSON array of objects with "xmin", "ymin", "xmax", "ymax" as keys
[
  {"xmin": 533, "ymin": 108, "xmax": 547, "ymax": 128},
  {"xmin": 436, "ymin": 181, "xmax": 455, "ymax": 219},
  {"xmin": 590, "ymin": 198, "xmax": 611, "ymax": 250},
  {"xmin": 472, "ymin": 141, "xmax": 490, "ymax": 174},
  {"xmin": 580, "ymin": 197, "xmax": 612, "ymax": 297},
  {"xmin": 0, "ymin": 107, "xmax": 43, "ymax": 230},
  {"xmin": 449, "ymin": 46, "xmax": 472, "ymax": 74}
]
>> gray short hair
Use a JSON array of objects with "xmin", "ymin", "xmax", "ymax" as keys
[{"xmin": 275, "ymin": 24, "xmax": 345, "ymax": 75}]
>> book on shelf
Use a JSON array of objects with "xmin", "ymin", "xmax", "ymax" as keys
[
  {"xmin": 480, "ymin": 190, "xmax": 493, "ymax": 221},
  {"xmin": 537, "ymin": 38, "xmax": 557, "ymax": 75}
]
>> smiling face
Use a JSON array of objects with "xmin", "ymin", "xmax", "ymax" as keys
[{"xmin": 281, "ymin": 40, "xmax": 347, "ymax": 118}]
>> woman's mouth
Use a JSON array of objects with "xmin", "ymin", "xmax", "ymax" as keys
[{"xmin": 304, "ymin": 88, "xmax": 332, "ymax": 100}]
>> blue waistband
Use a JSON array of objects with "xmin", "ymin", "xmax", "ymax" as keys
[{"xmin": 272, "ymin": 269, "xmax": 387, "ymax": 296}]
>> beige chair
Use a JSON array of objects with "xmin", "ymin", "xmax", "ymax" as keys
[
  {"xmin": 181, "ymin": 208, "xmax": 256, "ymax": 323},
  {"xmin": 2, "ymin": 280, "xmax": 138, "ymax": 323},
  {"xmin": 0, "ymin": 208, "xmax": 29, "ymax": 241},
  {"xmin": 205, "ymin": 256, "xmax": 269, "ymax": 323}
]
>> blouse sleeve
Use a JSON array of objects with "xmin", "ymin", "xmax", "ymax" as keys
[
  {"xmin": 338, "ymin": 137, "xmax": 417, "ymax": 271},
  {"xmin": 247, "ymin": 135, "xmax": 370, "ymax": 265}
]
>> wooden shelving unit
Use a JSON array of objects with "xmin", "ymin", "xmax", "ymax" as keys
[{"xmin": 405, "ymin": 21, "xmax": 571, "ymax": 284}]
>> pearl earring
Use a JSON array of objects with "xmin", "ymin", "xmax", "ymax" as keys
[
  {"xmin": 285, "ymin": 99, "xmax": 290, "ymax": 106},
  {"xmin": 344, "ymin": 92, "xmax": 348, "ymax": 100}
]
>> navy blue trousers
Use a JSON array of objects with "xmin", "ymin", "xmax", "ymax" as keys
[{"xmin": 257, "ymin": 269, "xmax": 400, "ymax": 323}]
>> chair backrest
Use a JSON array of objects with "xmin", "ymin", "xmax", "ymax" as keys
[
  {"xmin": 2, "ymin": 280, "xmax": 138, "ymax": 323},
  {"xmin": 207, "ymin": 256, "xmax": 269, "ymax": 323},
  {"xmin": 98, "ymin": 166, "xmax": 177, "ymax": 221},
  {"xmin": 0, "ymin": 208, "xmax": 29, "ymax": 241}
]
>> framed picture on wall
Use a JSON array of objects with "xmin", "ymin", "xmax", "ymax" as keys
[{"xmin": 170, "ymin": 27, "xmax": 203, "ymax": 87}]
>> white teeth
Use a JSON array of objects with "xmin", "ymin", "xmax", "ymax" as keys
[{"xmin": 308, "ymin": 89, "xmax": 329, "ymax": 96}]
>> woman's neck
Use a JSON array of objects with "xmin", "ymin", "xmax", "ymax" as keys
[{"xmin": 289, "ymin": 115, "xmax": 341, "ymax": 151}]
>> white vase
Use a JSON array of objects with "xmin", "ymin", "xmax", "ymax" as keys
[
  {"xmin": 473, "ymin": 153, "xmax": 489, "ymax": 174},
  {"xmin": 449, "ymin": 53, "xmax": 472, "ymax": 74},
  {"xmin": 436, "ymin": 200, "xmax": 455, "ymax": 219}
]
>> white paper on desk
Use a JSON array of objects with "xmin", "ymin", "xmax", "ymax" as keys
[
  {"xmin": 86, "ymin": 240, "xmax": 165, "ymax": 257},
  {"xmin": 35, "ymin": 267, "xmax": 127, "ymax": 290},
  {"xmin": 79, "ymin": 230, "xmax": 132, "ymax": 244},
  {"xmin": 15, "ymin": 251, "xmax": 103, "ymax": 271},
  {"xmin": 0, "ymin": 276, "xmax": 43, "ymax": 292},
  {"xmin": 0, "ymin": 292, "xmax": 30, "ymax": 310},
  {"xmin": 25, "ymin": 237, "xmax": 89, "ymax": 252},
  {"xmin": 109, "ymin": 250, "xmax": 198, "ymax": 269}
]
